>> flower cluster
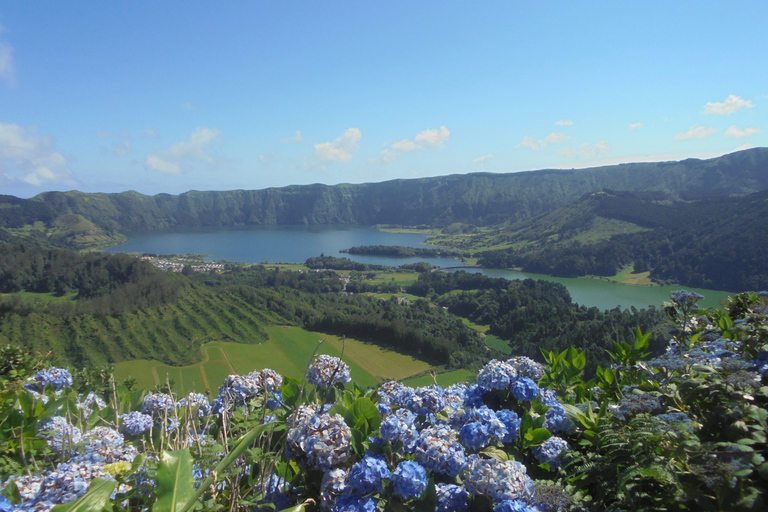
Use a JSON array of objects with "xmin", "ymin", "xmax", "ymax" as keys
[
  {"xmin": 307, "ymin": 355, "xmax": 352, "ymax": 388},
  {"xmin": 26, "ymin": 367, "xmax": 74, "ymax": 392},
  {"xmin": 286, "ymin": 411, "xmax": 352, "ymax": 471}
]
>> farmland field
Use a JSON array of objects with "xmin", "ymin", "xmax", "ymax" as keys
[{"xmin": 113, "ymin": 325, "xmax": 438, "ymax": 395}]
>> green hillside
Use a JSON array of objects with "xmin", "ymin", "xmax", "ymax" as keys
[
  {"xmin": 1, "ymin": 148, "xmax": 766, "ymax": 252},
  {"xmin": 468, "ymin": 189, "xmax": 768, "ymax": 291}
]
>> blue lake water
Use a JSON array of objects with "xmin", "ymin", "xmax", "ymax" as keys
[{"xmin": 105, "ymin": 225, "xmax": 731, "ymax": 311}]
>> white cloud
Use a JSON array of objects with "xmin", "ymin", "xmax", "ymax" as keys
[
  {"xmin": 560, "ymin": 147, "xmax": 575, "ymax": 158},
  {"xmin": 518, "ymin": 136, "xmax": 545, "ymax": 151},
  {"xmin": 145, "ymin": 127, "xmax": 221, "ymax": 175},
  {"xmin": 281, "ymin": 130, "xmax": 303, "ymax": 143},
  {"xmin": 595, "ymin": 140, "xmax": 610, "ymax": 154},
  {"xmin": 0, "ymin": 41, "xmax": 16, "ymax": 87},
  {"xmin": 675, "ymin": 126, "xmax": 716, "ymax": 140},
  {"xmin": 578, "ymin": 141, "xmax": 610, "ymax": 159},
  {"xmin": 545, "ymin": 132, "xmax": 569, "ymax": 144},
  {"xmin": 629, "ymin": 122, "xmax": 643, "ymax": 130},
  {"xmin": 518, "ymin": 132, "xmax": 569, "ymax": 151},
  {"xmin": 376, "ymin": 126, "xmax": 450, "ymax": 163},
  {"xmin": 113, "ymin": 138, "xmax": 133, "ymax": 156},
  {"xmin": 725, "ymin": 125, "xmax": 761, "ymax": 138},
  {"xmin": 314, "ymin": 127, "xmax": 362, "ymax": 162},
  {"xmin": 0, "ymin": 122, "xmax": 72, "ymax": 186},
  {"xmin": 704, "ymin": 94, "xmax": 755, "ymax": 115},
  {"xmin": 555, "ymin": 119, "xmax": 574, "ymax": 126},
  {"xmin": 414, "ymin": 126, "xmax": 451, "ymax": 148},
  {"xmin": 473, "ymin": 153, "xmax": 494, "ymax": 164},
  {"xmin": 143, "ymin": 128, "xmax": 158, "ymax": 138}
]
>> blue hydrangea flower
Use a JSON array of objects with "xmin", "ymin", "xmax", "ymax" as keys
[
  {"xmin": 286, "ymin": 412, "xmax": 352, "ymax": 471},
  {"xmin": 141, "ymin": 393, "xmax": 176, "ymax": 416},
  {"xmin": 320, "ymin": 467, "xmax": 349, "ymax": 511},
  {"xmin": 464, "ymin": 383, "xmax": 489, "ymax": 407},
  {"xmin": 37, "ymin": 416, "xmax": 82, "ymax": 453},
  {"xmin": 443, "ymin": 383, "xmax": 468, "ymax": 409},
  {"xmin": 510, "ymin": 377, "xmax": 540, "ymax": 402},
  {"xmin": 332, "ymin": 494, "xmax": 379, "ymax": 512},
  {"xmin": 120, "ymin": 411, "xmax": 154, "ymax": 435},
  {"xmin": 436, "ymin": 483, "xmax": 469, "ymax": 512},
  {"xmin": 307, "ymin": 355, "xmax": 352, "ymax": 388},
  {"xmin": 494, "ymin": 500, "xmax": 535, "ymax": 512},
  {"xmin": 178, "ymin": 392, "xmax": 211, "ymax": 417},
  {"xmin": 463, "ymin": 456, "xmax": 535, "ymax": 502},
  {"xmin": 544, "ymin": 404, "xmax": 576, "ymax": 434},
  {"xmin": 81, "ymin": 427, "xmax": 124, "ymax": 450},
  {"xmin": 406, "ymin": 385, "xmax": 445, "ymax": 416},
  {"xmin": 377, "ymin": 380, "xmax": 410, "ymax": 407},
  {"xmin": 391, "ymin": 460, "xmax": 427, "ymax": 499},
  {"xmin": 477, "ymin": 360, "xmax": 517, "ymax": 390},
  {"xmin": 349, "ymin": 455, "xmax": 390, "ymax": 494},
  {"xmin": 496, "ymin": 409, "xmax": 521, "ymax": 443},
  {"xmin": 538, "ymin": 388, "xmax": 560, "ymax": 407},
  {"xmin": 460, "ymin": 421, "xmax": 491, "ymax": 451},
  {"xmin": 507, "ymin": 356, "xmax": 545, "ymax": 381},
  {"xmin": 76, "ymin": 392, "xmax": 107, "ymax": 419},
  {"xmin": 25, "ymin": 367, "xmax": 73, "ymax": 393},
  {"xmin": 532, "ymin": 436, "xmax": 569, "ymax": 469},
  {"xmin": 415, "ymin": 425, "xmax": 467, "ymax": 477},
  {"xmin": 459, "ymin": 406, "xmax": 508, "ymax": 441},
  {"xmin": 380, "ymin": 408, "xmax": 419, "ymax": 451}
]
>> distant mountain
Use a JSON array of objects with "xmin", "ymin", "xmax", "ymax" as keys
[
  {"xmin": 1, "ymin": 148, "xmax": 766, "ymax": 248},
  {"xmin": 474, "ymin": 188, "xmax": 768, "ymax": 291}
]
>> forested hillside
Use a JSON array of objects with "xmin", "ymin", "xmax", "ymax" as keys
[
  {"xmin": 473, "ymin": 188, "xmax": 768, "ymax": 291},
  {"xmin": 1, "ymin": 149, "xmax": 766, "ymax": 249}
]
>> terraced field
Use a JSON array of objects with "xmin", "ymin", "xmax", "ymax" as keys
[
  {"xmin": 114, "ymin": 325, "xmax": 437, "ymax": 395},
  {"xmin": 0, "ymin": 286, "xmax": 279, "ymax": 367}
]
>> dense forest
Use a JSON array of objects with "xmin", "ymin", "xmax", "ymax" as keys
[
  {"xmin": 475, "ymin": 189, "xmax": 768, "ymax": 291},
  {"xmin": 341, "ymin": 245, "xmax": 462, "ymax": 258},
  {"xmin": 406, "ymin": 271, "xmax": 668, "ymax": 376}
]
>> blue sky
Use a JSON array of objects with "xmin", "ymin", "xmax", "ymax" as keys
[{"xmin": 1, "ymin": 1, "xmax": 766, "ymax": 198}]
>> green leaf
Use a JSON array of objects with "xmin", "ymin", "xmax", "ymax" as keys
[
  {"xmin": 281, "ymin": 381, "xmax": 301, "ymax": 407},
  {"xmin": 178, "ymin": 422, "xmax": 273, "ymax": 512},
  {"xmin": 277, "ymin": 506, "xmax": 305, "ymax": 512},
  {"xmin": 155, "ymin": 449, "xmax": 196, "ymax": 512},
  {"xmin": 350, "ymin": 397, "xmax": 381, "ymax": 433},
  {"xmin": 1, "ymin": 480, "xmax": 21, "ymax": 505},
  {"xmin": 523, "ymin": 427, "xmax": 551, "ymax": 446},
  {"xmin": 479, "ymin": 446, "xmax": 509, "ymax": 462},
  {"xmin": 51, "ymin": 478, "xmax": 118, "ymax": 512}
]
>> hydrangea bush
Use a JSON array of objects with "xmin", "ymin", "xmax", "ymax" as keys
[{"xmin": 0, "ymin": 291, "xmax": 767, "ymax": 511}]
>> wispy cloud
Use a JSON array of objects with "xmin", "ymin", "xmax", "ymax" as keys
[
  {"xmin": 704, "ymin": 94, "xmax": 755, "ymax": 115},
  {"xmin": 315, "ymin": 127, "xmax": 362, "ymax": 162},
  {"xmin": 473, "ymin": 153, "xmax": 493, "ymax": 164},
  {"xmin": 629, "ymin": 122, "xmax": 643, "ymax": 130},
  {"xmin": 146, "ymin": 127, "xmax": 221, "ymax": 175},
  {"xmin": 555, "ymin": 119, "xmax": 574, "ymax": 126},
  {"xmin": 0, "ymin": 122, "xmax": 72, "ymax": 186},
  {"xmin": 0, "ymin": 24, "xmax": 17, "ymax": 87},
  {"xmin": 282, "ymin": 130, "xmax": 304, "ymax": 143},
  {"xmin": 675, "ymin": 126, "xmax": 716, "ymax": 140},
  {"xmin": 143, "ymin": 128, "xmax": 159, "ymax": 138},
  {"xmin": 376, "ymin": 126, "xmax": 450, "ymax": 163},
  {"xmin": 579, "ymin": 140, "xmax": 610, "ymax": 158},
  {"xmin": 517, "ymin": 132, "xmax": 569, "ymax": 151},
  {"xmin": 725, "ymin": 125, "xmax": 761, "ymax": 138}
]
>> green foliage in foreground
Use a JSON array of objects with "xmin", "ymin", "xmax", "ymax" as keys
[{"xmin": 2, "ymin": 290, "xmax": 768, "ymax": 511}]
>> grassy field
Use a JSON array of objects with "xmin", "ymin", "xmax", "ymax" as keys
[
  {"xmin": 402, "ymin": 369, "xmax": 475, "ymax": 387},
  {"xmin": 114, "ymin": 325, "xmax": 436, "ymax": 395},
  {"xmin": 484, "ymin": 334, "xmax": 513, "ymax": 354}
]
